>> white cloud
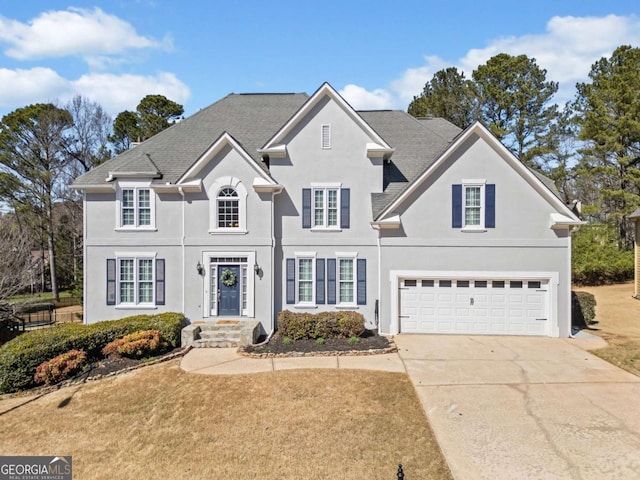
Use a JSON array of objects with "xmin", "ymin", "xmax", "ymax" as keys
[
  {"xmin": 340, "ymin": 84, "xmax": 396, "ymax": 110},
  {"xmin": 0, "ymin": 7, "xmax": 168, "ymax": 61},
  {"xmin": 0, "ymin": 68, "xmax": 190, "ymax": 117},
  {"xmin": 72, "ymin": 72, "xmax": 190, "ymax": 115},
  {"xmin": 0, "ymin": 67, "xmax": 72, "ymax": 108},
  {"xmin": 341, "ymin": 14, "xmax": 640, "ymax": 110}
]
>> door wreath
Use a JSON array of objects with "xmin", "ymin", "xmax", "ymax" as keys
[{"xmin": 220, "ymin": 268, "xmax": 237, "ymax": 287}]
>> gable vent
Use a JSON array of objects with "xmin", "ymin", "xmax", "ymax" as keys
[{"xmin": 321, "ymin": 124, "xmax": 331, "ymax": 149}]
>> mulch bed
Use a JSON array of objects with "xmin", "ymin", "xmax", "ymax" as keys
[
  {"xmin": 241, "ymin": 329, "xmax": 395, "ymax": 357},
  {"xmin": 85, "ymin": 347, "xmax": 185, "ymax": 379}
]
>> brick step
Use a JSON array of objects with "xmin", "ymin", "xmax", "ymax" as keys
[
  {"xmin": 181, "ymin": 320, "xmax": 261, "ymax": 348},
  {"xmin": 198, "ymin": 330, "xmax": 241, "ymax": 341},
  {"xmin": 192, "ymin": 339, "xmax": 240, "ymax": 348}
]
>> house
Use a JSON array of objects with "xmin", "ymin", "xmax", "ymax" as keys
[
  {"xmin": 627, "ymin": 208, "xmax": 640, "ymax": 298},
  {"xmin": 72, "ymin": 83, "xmax": 581, "ymax": 338}
]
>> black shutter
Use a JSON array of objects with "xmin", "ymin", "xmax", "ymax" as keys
[
  {"xmin": 357, "ymin": 259, "xmax": 366, "ymax": 305},
  {"xmin": 302, "ymin": 189, "xmax": 311, "ymax": 228},
  {"xmin": 340, "ymin": 188, "xmax": 350, "ymax": 228},
  {"xmin": 485, "ymin": 184, "xmax": 496, "ymax": 228},
  {"xmin": 327, "ymin": 258, "xmax": 336, "ymax": 305},
  {"xmin": 452, "ymin": 184, "xmax": 462, "ymax": 228},
  {"xmin": 156, "ymin": 259, "xmax": 165, "ymax": 305},
  {"xmin": 106, "ymin": 258, "xmax": 116, "ymax": 305},
  {"xmin": 286, "ymin": 258, "xmax": 295, "ymax": 304},
  {"xmin": 316, "ymin": 258, "xmax": 325, "ymax": 304}
]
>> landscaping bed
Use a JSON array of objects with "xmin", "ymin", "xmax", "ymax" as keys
[{"xmin": 241, "ymin": 329, "xmax": 396, "ymax": 357}]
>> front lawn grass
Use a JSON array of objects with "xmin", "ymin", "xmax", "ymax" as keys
[
  {"xmin": 0, "ymin": 360, "xmax": 452, "ymax": 480},
  {"xmin": 575, "ymin": 282, "xmax": 640, "ymax": 377}
]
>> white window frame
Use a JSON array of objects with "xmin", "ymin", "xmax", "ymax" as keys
[
  {"xmin": 311, "ymin": 183, "xmax": 341, "ymax": 231},
  {"xmin": 336, "ymin": 252, "xmax": 357, "ymax": 307},
  {"xmin": 209, "ymin": 176, "xmax": 248, "ymax": 234},
  {"xmin": 115, "ymin": 252, "xmax": 157, "ymax": 308},
  {"xmin": 462, "ymin": 179, "xmax": 486, "ymax": 231},
  {"xmin": 321, "ymin": 124, "xmax": 331, "ymax": 149},
  {"xmin": 295, "ymin": 251, "xmax": 316, "ymax": 306},
  {"xmin": 115, "ymin": 182, "xmax": 156, "ymax": 231}
]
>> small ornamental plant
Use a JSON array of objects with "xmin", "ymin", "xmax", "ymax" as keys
[
  {"xmin": 102, "ymin": 330, "xmax": 169, "ymax": 359},
  {"xmin": 34, "ymin": 349, "xmax": 87, "ymax": 386}
]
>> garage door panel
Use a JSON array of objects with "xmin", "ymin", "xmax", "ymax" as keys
[{"xmin": 400, "ymin": 277, "xmax": 550, "ymax": 336}]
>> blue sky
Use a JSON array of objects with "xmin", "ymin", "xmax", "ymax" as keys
[{"xmin": 0, "ymin": 1, "xmax": 639, "ymax": 118}]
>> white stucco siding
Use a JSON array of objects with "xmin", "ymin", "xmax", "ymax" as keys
[
  {"xmin": 377, "ymin": 133, "xmax": 572, "ymax": 337},
  {"xmin": 275, "ymin": 245, "xmax": 379, "ymax": 329},
  {"xmin": 270, "ymin": 95, "xmax": 382, "ymax": 242},
  {"xmin": 393, "ymin": 135, "xmax": 561, "ymax": 241}
]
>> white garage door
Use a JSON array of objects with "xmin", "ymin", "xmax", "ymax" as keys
[{"xmin": 400, "ymin": 278, "xmax": 549, "ymax": 336}]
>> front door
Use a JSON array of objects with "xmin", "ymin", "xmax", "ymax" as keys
[{"xmin": 218, "ymin": 265, "xmax": 240, "ymax": 316}]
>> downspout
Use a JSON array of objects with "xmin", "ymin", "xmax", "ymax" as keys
[
  {"xmin": 252, "ymin": 189, "xmax": 277, "ymax": 347},
  {"xmin": 179, "ymin": 187, "xmax": 186, "ymax": 315},
  {"xmin": 82, "ymin": 191, "xmax": 88, "ymax": 325},
  {"xmin": 377, "ymin": 235, "xmax": 382, "ymax": 330},
  {"xmin": 269, "ymin": 190, "xmax": 276, "ymax": 337},
  {"xmin": 567, "ymin": 227, "xmax": 574, "ymax": 338}
]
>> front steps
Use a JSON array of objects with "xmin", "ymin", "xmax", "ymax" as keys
[{"xmin": 181, "ymin": 320, "xmax": 261, "ymax": 348}]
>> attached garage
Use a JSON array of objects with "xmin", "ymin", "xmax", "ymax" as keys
[{"xmin": 392, "ymin": 272, "xmax": 557, "ymax": 337}]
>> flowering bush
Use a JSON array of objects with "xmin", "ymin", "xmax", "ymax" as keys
[
  {"xmin": 102, "ymin": 330, "xmax": 169, "ymax": 359},
  {"xmin": 34, "ymin": 349, "xmax": 87, "ymax": 385}
]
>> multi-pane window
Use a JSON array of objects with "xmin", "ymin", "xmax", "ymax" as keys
[
  {"xmin": 118, "ymin": 258, "xmax": 154, "ymax": 304},
  {"xmin": 217, "ymin": 187, "xmax": 239, "ymax": 228},
  {"xmin": 122, "ymin": 190, "xmax": 135, "ymax": 226},
  {"xmin": 120, "ymin": 188, "xmax": 153, "ymax": 228},
  {"xmin": 313, "ymin": 188, "xmax": 339, "ymax": 228},
  {"xmin": 298, "ymin": 258, "xmax": 313, "ymax": 303},
  {"xmin": 464, "ymin": 186, "xmax": 481, "ymax": 227},
  {"xmin": 138, "ymin": 259, "xmax": 153, "ymax": 303},
  {"xmin": 138, "ymin": 190, "xmax": 151, "ymax": 226},
  {"xmin": 119, "ymin": 259, "xmax": 134, "ymax": 303},
  {"xmin": 339, "ymin": 258, "xmax": 354, "ymax": 304}
]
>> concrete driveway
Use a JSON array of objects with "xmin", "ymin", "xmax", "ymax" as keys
[{"xmin": 394, "ymin": 334, "xmax": 640, "ymax": 480}]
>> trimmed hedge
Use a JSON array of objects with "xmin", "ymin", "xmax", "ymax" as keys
[
  {"xmin": 571, "ymin": 291, "xmax": 597, "ymax": 328},
  {"xmin": 34, "ymin": 349, "xmax": 87, "ymax": 386},
  {"xmin": 0, "ymin": 312, "xmax": 186, "ymax": 393},
  {"xmin": 102, "ymin": 330, "xmax": 169, "ymax": 359},
  {"xmin": 277, "ymin": 310, "xmax": 365, "ymax": 340}
]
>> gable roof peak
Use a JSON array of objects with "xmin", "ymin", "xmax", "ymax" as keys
[{"xmin": 259, "ymin": 82, "xmax": 393, "ymax": 156}]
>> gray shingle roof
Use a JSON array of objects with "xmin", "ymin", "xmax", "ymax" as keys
[
  {"xmin": 358, "ymin": 111, "xmax": 461, "ymax": 218},
  {"xmin": 74, "ymin": 90, "xmax": 561, "ymax": 221},
  {"xmin": 73, "ymin": 92, "xmax": 309, "ymax": 185}
]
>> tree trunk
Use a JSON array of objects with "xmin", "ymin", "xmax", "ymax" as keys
[{"xmin": 48, "ymin": 230, "xmax": 59, "ymax": 301}]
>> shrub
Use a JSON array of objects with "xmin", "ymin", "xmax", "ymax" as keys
[
  {"xmin": 572, "ymin": 291, "xmax": 597, "ymax": 328},
  {"xmin": 348, "ymin": 336, "xmax": 360, "ymax": 345},
  {"xmin": 277, "ymin": 310, "xmax": 365, "ymax": 340},
  {"xmin": 315, "ymin": 337, "xmax": 325, "ymax": 345},
  {"xmin": 0, "ymin": 312, "xmax": 186, "ymax": 393},
  {"xmin": 572, "ymin": 225, "xmax": 634, "ymax": 285},
  {"xmin": 102, "ymin": 330, "xmax": 169, "ymax": 359},
  {"xmin": 34, "ymin": 349, "xmax": 87, "ymax": 386}
]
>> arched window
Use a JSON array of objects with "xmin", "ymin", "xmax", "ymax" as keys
[
  {"xmin": 209, "ymin": 177, "xmax": 247, "ymax": 234},
  {"xmin": 217, "ymin": 187, "xmax": 239, "ymax": 228}
]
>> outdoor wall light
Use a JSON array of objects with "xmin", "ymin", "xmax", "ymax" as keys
[
  {"xmin": 196, "ymin": 261, "xmax": 204, "ymax": 275},
  {"xmin": 254, "ymin": 263, "xmax": 262, "ymax": 276}
]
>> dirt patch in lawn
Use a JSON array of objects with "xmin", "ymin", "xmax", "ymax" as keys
[
  {"xmin": 0, "ymin": 361, "xmax": 452, "ymax": 480},
  {"xmin": 574, "ymin": 282, "xmax": 640, "ymax": 377},
  {"xmin": 242, "ymin": 330, "xmax": 394, "ymax": 356}
]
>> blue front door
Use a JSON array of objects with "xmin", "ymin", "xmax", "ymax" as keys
[{"xmin": 218, "ymin": 265, "xmax": 240, "ymax": 316}]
